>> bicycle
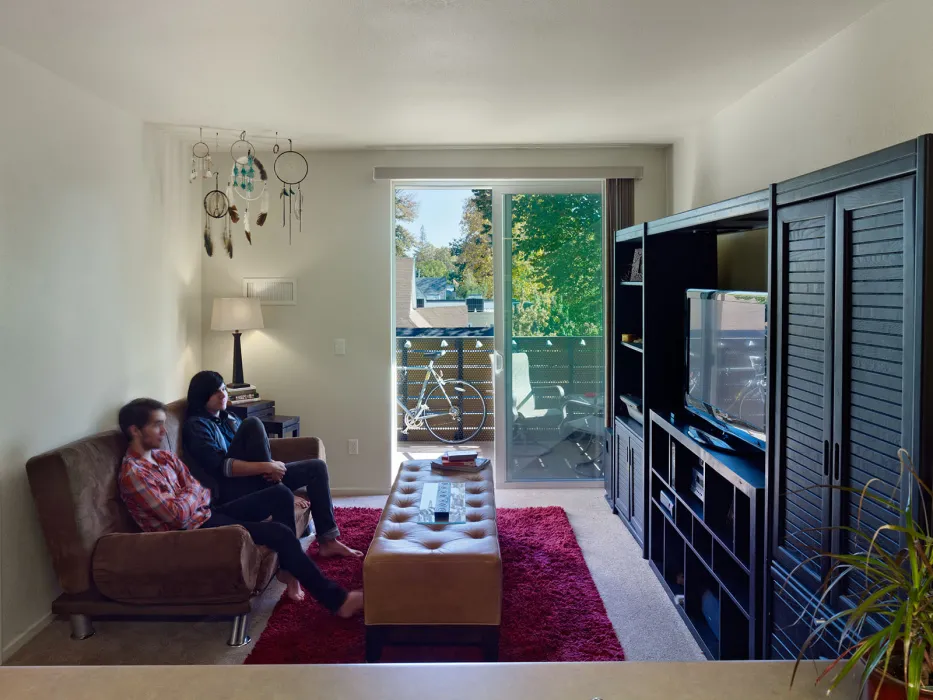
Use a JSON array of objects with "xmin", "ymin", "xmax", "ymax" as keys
[{"xmin": 396, "ymin": 350, "xmax": 487, "ymax": 444}]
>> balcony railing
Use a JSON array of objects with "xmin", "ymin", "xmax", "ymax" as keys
[{"xmin": 396, "ymin": 332, "xmax": 604, "ymax": 442}]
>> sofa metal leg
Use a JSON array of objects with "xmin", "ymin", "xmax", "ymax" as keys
[
  {"xmin": 227, "ymin": 614, "xmax": 251, "ymax": 647},
  {"xmin": 69, "ymin": 614, "xmax": 95, "ymax": 641}
]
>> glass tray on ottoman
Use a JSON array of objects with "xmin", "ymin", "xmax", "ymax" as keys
[{"xmin": 416, "ymin": 482, "xmax": 467, "ymax": 524}]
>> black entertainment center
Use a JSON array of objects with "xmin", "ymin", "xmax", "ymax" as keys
[{"xmin": 607, "ymin": 136, "xmax": 933, "ymax": 661}]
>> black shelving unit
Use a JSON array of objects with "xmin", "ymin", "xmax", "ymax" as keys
[
  {"xmin": 610, "ymin": 223, "xmax": 647, "ymax": 545},
  {"xmin": 648, "ymin": 410, "xmax": 765, "ymax": 660},
  {"xmin": 606, "ymin": 136, "xmax": 933, "ymax": 662}
]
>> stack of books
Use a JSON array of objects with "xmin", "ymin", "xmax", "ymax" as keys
[
  {"xmin": 431, "ymin": 449, "xmax": 489, "ymax": 473},
  {"xmin": 228, "ymin": 385, "xmax": 261, "ymax": 406}
]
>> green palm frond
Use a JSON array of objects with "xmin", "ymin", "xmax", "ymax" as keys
[{"xmin": 790, "ymin": 449, "xmax": 933, "ymax": 700}]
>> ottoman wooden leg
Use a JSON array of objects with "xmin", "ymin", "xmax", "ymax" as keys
[
  {"xmin": 482, "ymin": 626, "xmax": 500, "ymax": 662},
  {"xmin": 365, "ymin": 626, "xmax": 384, "ymax": 663}
]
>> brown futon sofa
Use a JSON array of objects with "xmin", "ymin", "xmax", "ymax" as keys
[{"xmin": 26, "ymin": 399, "xmax": 317, "ymax": 646}]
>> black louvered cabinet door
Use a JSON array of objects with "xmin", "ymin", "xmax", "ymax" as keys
[
  {"xmin": 831, "ymin": 177, "xmax": 916, "ymax": 611},
  {"xmin": 773, "ymin": 199, "xmax": 836, "ymax": 595},
  {"xmin": 631, "ymin": 434, "xmax": 645, "ymax": 544},
  {"xmin": 615, "ymin": 425, "xmax": 630, "ymax": 520}
]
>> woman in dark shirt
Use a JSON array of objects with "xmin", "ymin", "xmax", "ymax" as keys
[{"xmin": 182, "ymin": 370, "xmax": 361, "ymax": 558}]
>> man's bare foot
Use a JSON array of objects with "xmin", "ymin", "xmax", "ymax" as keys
[
  {"xmin": 319, "ymin": 539, "xmax": 363, "ymax": 558},
  {"xmin": 336, "ymin": 590, "xmax": 364, "ymax": 618},
  {"xmin": 276, "ymin": 570, "xmax": 306, "ymax": 602}
]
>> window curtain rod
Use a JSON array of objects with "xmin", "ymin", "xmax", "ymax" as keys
[{"xmin": 372, "ymin": 166, "xmax": 643, "ymax": 181}]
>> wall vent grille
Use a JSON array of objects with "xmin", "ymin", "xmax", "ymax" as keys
[{"xmin": 243, "ymin": 278, "xmax": 297, "ymax": 305}]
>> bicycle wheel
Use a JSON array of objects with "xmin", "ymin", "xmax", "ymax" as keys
[{"xmin": 422, "ymin": 379, "xmax": 486, "ymax": 444}]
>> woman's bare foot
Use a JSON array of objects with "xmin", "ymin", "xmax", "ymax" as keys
[
  {"xmin": 276, "ymin": 570, "xmax": 306, "ymax": 602},
  {"xmin": 318, "ymin": 539, "xmax": 363, "ymax": 558},
  {"xmin": 336, "ymin": 590, "xmax": 364, "ymax": 618}
]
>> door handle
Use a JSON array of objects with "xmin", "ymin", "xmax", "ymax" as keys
[
  {"xmin": 491, "ymin": 350, "xmax": 504, "ymax": 375},
  {"xmin": 833, "ymin": 443, "xmax": 840, "ymax": 482},
  {"xmin": 823, "ymin": 440, "xmax": 830, "ymax": 478}
]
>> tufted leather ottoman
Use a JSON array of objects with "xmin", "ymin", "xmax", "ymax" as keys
[{"xmin": 363, "ymin": 459, "xmax": 501, "ymax": 661}]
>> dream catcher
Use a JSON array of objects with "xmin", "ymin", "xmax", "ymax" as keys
[
  {"xmin": 189, "ymin": 128, "xmax": 214, "ymax": 182},
  {"xmin": 226, "ymin": 132, "xmax": 269, "ymax": 244},
  {"xmin": 202, "ymin": 174, "xmax": 232, "ymax": 258},
  {"xmin": 274, "ymin": 139, "xmax": 308, "ymax": 244}
]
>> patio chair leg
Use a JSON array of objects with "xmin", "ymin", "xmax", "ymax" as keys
[
  {"xmin": 227, "ymin": 614, "xmax": 251, "ymax": 647},
  {"xmin": 69, "ymin": 614, "xmax": 95, "ymax": 640}
]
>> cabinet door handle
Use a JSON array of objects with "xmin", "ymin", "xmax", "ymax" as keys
[
  {"xmin": 833, "ymin": 443, "xmax": 841, "ymax": 482},
  {"xmin": 823, "ymin": 440, "xmax": 830, "ymax": 478}
]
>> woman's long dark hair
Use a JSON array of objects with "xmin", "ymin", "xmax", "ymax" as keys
[{"xmin": 186, "ymin": 370, "xmax": 225, "ymax": 415}]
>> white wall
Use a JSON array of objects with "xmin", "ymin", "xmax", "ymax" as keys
[
  {"xmin": 201, "ymin": 146, "xmax": 669, "ymax": 494},
  {"xmin": 0, "ymin": 46, "xmax": 201, "ymax": 658},
  {"xmin": 673, "ymin": 0, "xmax": 933, "ymax": 212}
]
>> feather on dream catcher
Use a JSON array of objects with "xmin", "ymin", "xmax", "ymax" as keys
[
  {"xmin": 202, "ymin": 174, "xmax": 231, "ymax": 258},
  {"xmin": 274, "ymin": 139, "xmax": 308, "ymax": 244},
  {"xmin": 189, "ymin": 128, "xmax": 213, "ymax": 182},
  {"xmin": 226, "ymin": 132, "xmax": 268, "ymax": 245}
]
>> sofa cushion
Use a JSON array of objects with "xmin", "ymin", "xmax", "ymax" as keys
[
  {"xmin": 162, "ymin": 399, "xmax": 186, "ymax": 455},
  {"xmin": 26, "ymin": 430, "xmax": 136, "ymax": 594},
  {"xmin": 93, "ymin": 526, "xmax": 266, "ymax": 604}
]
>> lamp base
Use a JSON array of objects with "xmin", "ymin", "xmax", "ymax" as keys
[{"xmin": 231, "ymin": 331, "xmax": 247, "ymax": 387}]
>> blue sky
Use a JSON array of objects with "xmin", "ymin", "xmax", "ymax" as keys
[{"xmin": 398, "ymin": 188, "xmax": 475, "ymax": 248}]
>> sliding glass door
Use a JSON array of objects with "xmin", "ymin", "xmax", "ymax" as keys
[{"xmin": 492, "ymin": 183, "xmax": 606, "ymax": 484}]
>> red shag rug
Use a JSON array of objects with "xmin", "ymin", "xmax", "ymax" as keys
[{"xmin": 245, "ymin": 506, "xmax": 624, "ymax": 664}]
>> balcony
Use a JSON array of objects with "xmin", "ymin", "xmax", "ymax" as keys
[{"xmin": 396, "ymin": 331, "xmax": 605, "ymax": 480}]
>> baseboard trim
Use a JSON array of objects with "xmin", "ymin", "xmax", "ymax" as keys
[
  {"xmin": 496, "ymin": 480, "xmax": 604, "ymax": 490},
  {"xmin": 331, "ymin": 488, "xmax": 390, "ymax": 497},
  {"xmin": 2, "ymin": 612, "xmax": 53, "ymax": 663}
]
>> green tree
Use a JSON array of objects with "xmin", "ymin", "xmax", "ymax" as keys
[
  {"xmin": 395, "ymin": 190, "xmax": 419, "ymax": 256},
  {"xmin": 415, "ymin": 241, "xmax": 456, "ymax": 278},
  {"xmin": 509, "ymin": 193, "xmax": 602, "ymax": 336},
  {"xmin": 510, "ymin": 255, "xmax": 554, "ymax": 336},
  {"xmin": 416, "ymin": 259, "xmax": 448, "ymax": 279},
  {"xmin": 457, "ymin": 268, "xmax": 487, "ymax": 298},
  {"xmin": 452, "ymin": 189, "xmax": 603, "ymax": 336},
  {"xmin": 453, "ymin": 190, "xmax": 493, "ymax": 299}
]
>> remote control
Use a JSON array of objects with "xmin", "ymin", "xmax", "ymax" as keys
[{"xmin": 434, "ymin": 482, "xmax": 451, "ymax": 521}]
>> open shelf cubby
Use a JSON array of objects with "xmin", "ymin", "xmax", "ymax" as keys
[{"xmin": 647, "ymin": 410, "xmax": 765, "ymax": 660}]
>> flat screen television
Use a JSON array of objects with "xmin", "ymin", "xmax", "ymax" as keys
[{"xmin": 685, "ymin": 290, "xmax": 767, "ymax": 450}]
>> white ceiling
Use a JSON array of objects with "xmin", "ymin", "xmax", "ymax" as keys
[{"xmin": 0, "ymin": 0, "xmax": 883, "ymax": 148}]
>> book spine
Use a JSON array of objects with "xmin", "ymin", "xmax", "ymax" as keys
[{"xmin": 229, "ymin": 397, "xmax": 261, "ymax": 406}]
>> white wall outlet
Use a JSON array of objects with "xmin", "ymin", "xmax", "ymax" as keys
[
  {"xmin": 348, "ymin": 439, "xmax": 359, "ymax": 455},
  {"xmin": 334, "ymin": 338, "xmax": 347, "ymax": 355}
]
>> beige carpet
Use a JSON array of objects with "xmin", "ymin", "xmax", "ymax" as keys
[{"xmin": 7, "ymin": 489, "xmax": 702, "ymax": 665}]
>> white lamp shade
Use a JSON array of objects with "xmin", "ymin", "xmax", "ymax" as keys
[{"xmin": 211, "ymin": 298, "xmax": 264, "ymax": 332}]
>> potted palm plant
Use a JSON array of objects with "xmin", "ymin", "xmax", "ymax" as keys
[{"xmin": 790, "ymin": 449, "xmax": 933, "ymax": 700}]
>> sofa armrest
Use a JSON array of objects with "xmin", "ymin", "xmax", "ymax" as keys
[
  {"xmin": 270, "ymin": 436, "xmax": 326, "ymax": 464},
  {"xmin": 92, "ymin": 526, "xmax": 267, "ymax": 605}
]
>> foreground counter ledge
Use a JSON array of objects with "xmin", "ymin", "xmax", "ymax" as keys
[{"xmin": 2, "ymin": 661, "xmax": 858, "ymax": 700}]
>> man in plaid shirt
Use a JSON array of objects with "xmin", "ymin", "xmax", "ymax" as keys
[{"xmin": 117, "ymin": 398, "xmax": 363, "ymax": 617}]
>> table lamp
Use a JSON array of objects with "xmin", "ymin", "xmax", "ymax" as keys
[{"xmin": 211, "ymin": 297, "xmax": 264, "ymax": 388}]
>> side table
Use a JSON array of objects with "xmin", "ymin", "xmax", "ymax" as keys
[
  {"xmin": 228, "ymin": 399, "xmax": 275, "ymax": 420},
  {"xmin": 261, "ymin": 415, "xmax": 300, "ymax": 439}
]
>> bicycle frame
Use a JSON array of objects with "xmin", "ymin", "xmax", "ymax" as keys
[{"xmin": 396, "ymin": 359, "xmax": 456, "ymax": 423}]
